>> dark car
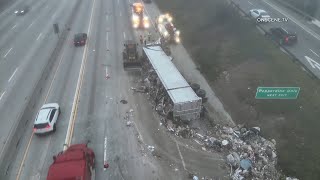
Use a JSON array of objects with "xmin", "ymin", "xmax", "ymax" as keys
[
  {"xmin": 269, "ymin": 27, "xmax": 297, "ymax": 45},
  {"xmin": 15, "ymin": 6, "xmax": 29, "ymax": 16},
  {"xmin": 74, "ymin": 33, "xmax": 87, "ymax": 47},
  {"xmin": 143, "ymin": 0, "xmax": 151, "ymax": 3}
]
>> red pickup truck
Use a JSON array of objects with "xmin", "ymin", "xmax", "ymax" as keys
[{"xmin": 47, "ymin": 144, "xmax": 95, "ymax": 180}]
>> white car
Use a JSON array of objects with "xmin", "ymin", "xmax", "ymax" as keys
[
  {"xmin": 249, "ymin": 9, "xmax": 270, "ymax": 22},
  {"xmin": 33, "ymin": 103, "xmax": 60, "ymax": 134}
]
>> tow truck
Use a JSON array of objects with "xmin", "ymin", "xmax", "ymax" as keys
[
  {"xmin": 47, "ymin": 143, "xmax": 95, "ymax": 180},
  {"xmin": 156, "ymin": 13, "xmax": 180, "ymax": 44},
  {"xmin": 131, "ymin": 3, "xmax": 150, "ymax": 29}
]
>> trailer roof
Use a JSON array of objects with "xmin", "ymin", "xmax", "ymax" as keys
[
  {"xmin": 143, "ymin": 45, "xmax": 201, "ymax": 104},
  {"xmin": 143, "ymin": 46, "xmax": 190, "ymax": 90},
  {"xmin": 168, "ymin": 87, "xmax": 201, "ymax": 103}
]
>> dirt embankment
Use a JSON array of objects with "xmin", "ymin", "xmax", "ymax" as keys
[{"xmin": 154, "ymin": 0, "xmax": 320, "ymax": 179}]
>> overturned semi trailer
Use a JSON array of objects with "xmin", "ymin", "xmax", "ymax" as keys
[{"xmin": 142, "ymin": 45, "xmax": 202, "ymax": 122}]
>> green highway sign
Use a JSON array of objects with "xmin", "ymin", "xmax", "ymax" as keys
[{"xmin": 255, "ymin": 87, "xmax": 300, "ymax": 99}]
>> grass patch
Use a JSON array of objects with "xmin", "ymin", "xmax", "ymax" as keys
[{"xmin": 154, "ymin": 0, "xmax": 320, "ymax": 179}]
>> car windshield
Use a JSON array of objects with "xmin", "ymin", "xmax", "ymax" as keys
[
  {"xmin": 74, "ymin": 34, "xmax": 83, "ymax": 40},
  {"xmin": 34, "ymin": 123, "xmax": 49, "ymax": 129},
  {"xmin": 260, "ymin": 12, "xmax": 268, "ymax": 16}
]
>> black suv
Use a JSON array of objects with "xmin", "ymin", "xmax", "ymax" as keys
[
  {"xmin": 74, "ymin": 33, "xmax": 87, "ymax": 47},
  {"xmin": 268, "ymin": 27, "xmax": 297, "ymax": 45}
]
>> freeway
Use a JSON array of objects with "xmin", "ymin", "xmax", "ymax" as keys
[
  {"xmin": 234, "ymin": 0, "xmax": 320, "ymax": 78},
  {"xmin": 0, "ymin": 0, "xmax": 76, "ymax": 171},
  {"xmin": 1, "ymin": 0, "xmax": 231, "ymax": 179}
]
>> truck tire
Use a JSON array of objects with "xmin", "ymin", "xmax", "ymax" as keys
[
  {"xmin": 196, "ymin": 89, "xmax": 206, "ymax": 98},
  {"xmin": 190, "ymin": 83, "xmax": 200, "ymax": 92}
]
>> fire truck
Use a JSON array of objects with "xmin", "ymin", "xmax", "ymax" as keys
[
  {"xmin": 131, "ymin": 3, "xmax": 150, "ymax": 29},
  {"xmin": 156, "ymin": 13, "xmax": 180, "ymax": 43}
]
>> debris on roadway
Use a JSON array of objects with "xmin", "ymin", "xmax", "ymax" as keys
[
  {"xmin": 147, "ymin": 145, "xmax": 155, "ymax": 152},
  {"xmin": 130, "ymin": 41, "xmax": 299, "ymax": 179},
  {"xmin": 126, "ymin": 121, "xmax": 133, "ymax": 127}
]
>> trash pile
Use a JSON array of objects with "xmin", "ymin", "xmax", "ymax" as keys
[
  {"xmin": 190, "ymin": 124, "xmax": 300, "ymax": 180},
  {"xmin": 133, "ymin": 68, "xmax": 175, "ymax": 118},
  {"xmin": 157, "ymin": 119, "xmax": 300, "ymax": 180},
  {"xmin": 132, "ymin": 59, "xmax": 299, "ymax": 180}
]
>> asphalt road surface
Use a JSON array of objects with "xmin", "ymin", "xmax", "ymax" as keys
[
  {"xmin": 234, "ymin": 0, "xmax": 320, "ymax": 78},
  {"xmin": 0, "ymin": 0, "xmax": 74, "ymax": 164},
  {"xmin": 1, "ymin": 0, "xmax": 230, "ymax": 179}
]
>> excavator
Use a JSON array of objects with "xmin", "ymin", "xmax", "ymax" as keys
[
  {"xmin": 131, "ymin": 3, "xmax": 150, "ymax": 29},
  {"xmin": 156, "ymin": 13, "xmax": 180, "ymax": 44}
]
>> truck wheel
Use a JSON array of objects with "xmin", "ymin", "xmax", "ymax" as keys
[
  {"xmin": 196, "ymin": 89, "xmax": 206, "ymax": 98},
  {"xmin": 190, "ymin": 83, "xmax": 200, "ymax": 92}
]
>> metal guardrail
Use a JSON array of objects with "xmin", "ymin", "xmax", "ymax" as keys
[{"xmin": 228, "ymin": 0, "xmax": 318, "ymax": 80}]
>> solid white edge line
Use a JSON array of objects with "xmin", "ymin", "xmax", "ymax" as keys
[
  {"xmin": 248, "ymin": 1, "xmax": 253, "ymax": 5},
  {"xmin": 175, "ymin": 141, "xmax": 187, "ymax": 170},
  {"xmin": 123, "ymin": 32, "xmax": 126, "ymax": 39},
  {"xmin": 8, "ymin": 67, "xmax": 18, "ymax": 82},
  {"xmin": 11, "ymin": 24, "xmax": 17, "ymax": 29}
]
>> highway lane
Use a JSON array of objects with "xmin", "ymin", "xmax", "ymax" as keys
[
  {"xmin": 0, "ymin": 0, "xmax": 44, "ymax": 49},
  {"xmin": 74, "ymin": 0, "xmax": 228, "ymax": 178},
  {"xmin": 0, "ymin": 0, "xmax": 77, "ymax": 167},
  {"xmin": 5, "ymin": 0, "xmax": 227, "ymax": 178},
  {"xmin": 71, "ymin": 0, "xmax": 169, "ymax": 179},
  {"xmin": 0, "ymin": 0, "xmax": 64, "ymax": 91},
  {"xmin": 234, "ymin": 0, "xmax": 320, "ymax": 78},
  {"xmin": 6, "ymin": 0, "xmax": 93, "ymax": 179},
  {"xmin": 128, "ymin": 0, "xmax": 231, "ymax": 177}
]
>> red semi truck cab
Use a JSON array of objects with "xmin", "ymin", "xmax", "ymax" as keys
[{"xmin": 47, "ymin": 144, "xmax": 95, "ymax": 180}]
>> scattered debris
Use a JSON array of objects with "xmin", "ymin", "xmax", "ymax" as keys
[
  {"xmin": 147, "ymin": 145, "xmax": 155, "ymax": 152},
  {"xmin": 126, "ymin": 121, "xmax": 133, "ymax": 127},
  {"xmin": 240, "ymin": 159, "xmax": 252, "ymax": 170},
  {"xmin": 227, "ymin": 152, "xmax": 240, "ymax": 167},
  {"xmin": 137, "ymin": 57, "xmax": 298, "ymax": 180},
  {"xmin": 120, "ymin": 100, "xmax": 128, "ymax": 104},
  {"xmin": 286, "ymin": 177, "xmax": 299, "ymax": 180},
  {"xmin": 129, "ymin": 109, "xmax": 134, "ymax": 113}
]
